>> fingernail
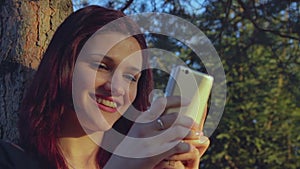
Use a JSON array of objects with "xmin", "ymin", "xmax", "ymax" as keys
[
  {"xmin": 180, "ymin": 141, "xmax": 190, "ymax": 151},
  {"xmin": 186, "ymin": 131, "xmax": 203, "ymax": 139},
  {"xmin": 195, "ymin": 131, "xmax": 204, "ymax": 137},
  {"xmin": 199, "ymin": 136, "xmax": 209, "ymax": 144}
]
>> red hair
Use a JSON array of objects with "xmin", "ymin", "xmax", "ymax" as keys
[{"xmin": 19, "ymin": 5, "xmax": 152, "ymax": 169}]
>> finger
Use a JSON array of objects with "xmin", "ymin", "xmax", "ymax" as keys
[
  {"xmin": 150, "ymin": 141, "xmax": 191, "ymax": 166},
  {"xmin": 186, "ymin": 136, "xmax": 210, "ymax": 148},
  {"xmin": 154, "ymin": 160, "xmax": 185, "ymax": 169},
  {"xmin": 166, "ymin": 147, "xmax": 198, "ymax": 161},
  {"xmin": 184, "ymin": 130, "xmax": 203, "ymax": 140},
  {"xmin": 147, "ymin": 96, "xmax": 189, "ymax": 119},
  {"xmin": 134, "ymin": 97, "xmax": 167, "ymax": 123},
  {"xmin": 134, "ymin": 96, "xmax": 190, "ymax": 124},
  {"xmin": 126, "ymin": 113, "xmax": 194, "ymax": 138},
  {"xmin": 166, "ymin": 144, "xmax": 200, "ymax": 169},
  {"xmin": 166, "ymin": 137, "xmax": 210, "ymax": 161},
  {"xmin": 169, "ymin": 141, "xmax": 191, "ymax": 155},
  {"xmin": 160, "ymin": 125, "xmax": 191, "ymax": 142},
  {"xmin": 184, "ymin": 136, "xmax": 210, "ymax": 157},
  {"xmin": 164, "ymin": 96, "xmax": 190, "ymax": 109},
  {"xmin": 166, "ymin": 156, "xmax": 199, "ymax": 169},
  {"xmin": 153, "ymin": 113, "xmax": 194, "ymax": 131}
]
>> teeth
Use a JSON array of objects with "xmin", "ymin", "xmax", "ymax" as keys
[{"xmin": 97, "ymin": 98, "xmax": 117, "ymax": 108}]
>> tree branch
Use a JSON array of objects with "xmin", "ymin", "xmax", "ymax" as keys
[
  {"xmin": 237, "ymin": 0, "xmax": 300, "ymax": 41},
  {"xmin": 120, "ymin": 0, "xmax": 134, "ymax": 12}
]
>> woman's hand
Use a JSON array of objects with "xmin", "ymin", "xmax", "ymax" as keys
[
  {"xmin": 153, "ymin": 105, "xmax": 210, "ymax": 169},
  {"xmin": 103, "ymin": 96, "xmax": 196, "ymax": 169},
  {"xmin": 153, "ymin": 131, "xmax": 210, "ymax": 169}
]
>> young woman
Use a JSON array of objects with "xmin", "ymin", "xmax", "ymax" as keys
[{"xmin": 16, "ymin": 5, "xmax": 209, "ymax": 169}]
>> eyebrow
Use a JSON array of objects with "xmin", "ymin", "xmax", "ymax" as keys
[
  {"xmin": 128, "ymin": 66, "xmax": 142, "ymax": 73},
  {"xmin": 88, "ymin": 53, "xmax": 112, "ymax": 61},
  {"xmin": 88, "ymin": 53, "xmax": 142, "ymax": 72}
]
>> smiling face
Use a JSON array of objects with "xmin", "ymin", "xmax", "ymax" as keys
[{"xmin": 72, "ymin": 32, "xmax": 143, "ymax": 132}]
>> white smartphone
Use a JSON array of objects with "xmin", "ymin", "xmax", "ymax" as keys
[{"xmin": 164, "ymin": 65, "xmax": 214, "ymax": 126}]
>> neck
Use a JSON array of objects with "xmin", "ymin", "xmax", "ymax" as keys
[
  {"xmin": 58, "ymin": 132, "xmax": 104, "ymax": 169},
  {"xmin": 58, "ymin": 108, "xmax": 107, "ymax": 169}
]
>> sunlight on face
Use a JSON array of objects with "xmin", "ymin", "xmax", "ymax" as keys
[{"xmin": 72, "ymin": 32, "xmax": 143, "ymax": 132}]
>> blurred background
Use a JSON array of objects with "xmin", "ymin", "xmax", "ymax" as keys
[{"xmin": 1, "ymin": 0, "xmax": 299, "ymax": 168}]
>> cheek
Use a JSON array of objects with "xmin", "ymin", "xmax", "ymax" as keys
[
  {"xmin": 73, "ymin": 66, "xmax": 95, "ymax": 94},
  {"xmin": 128, "ymin": 84, "xmax": 138, "ymax": 103},
  {"xmin": 94, "ymin": 73, "xmax": 108, "ymax": 86}
]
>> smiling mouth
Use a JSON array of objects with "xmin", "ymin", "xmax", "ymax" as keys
[{"xmin": 96, "ymin": 98, "xmax": 117, "ymax": 109}]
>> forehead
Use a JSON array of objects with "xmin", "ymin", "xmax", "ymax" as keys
[
  {"xmin": 85, "ymin": 32, "xmax": 141, "ymax": 54},
  {"xmin": 81, "ymin": 32, "xmax": 143, "ymax": 65}
]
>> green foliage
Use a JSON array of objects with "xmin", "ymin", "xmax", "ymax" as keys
[
  {"xmin": 198, "ymin": 0, "xmax": 300, "ymax": 168},
  {"xmin": 72, "ymin": 0, "xmax": 300, "ymax": 168},
  {"xmin": 143, "ymin": 0, "xmax": 300, "ymax": 168}
]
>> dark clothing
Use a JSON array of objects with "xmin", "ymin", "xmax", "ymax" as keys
[{"xmin": 0, "ymin": 140, "xmax": 39, "ymax": 169}]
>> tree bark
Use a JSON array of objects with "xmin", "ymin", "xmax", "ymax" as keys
[{"xmin": 0, "ymin": 0, "xmax": 73, "ymax": 142}]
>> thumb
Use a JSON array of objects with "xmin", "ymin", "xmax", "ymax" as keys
[{"xmin": 135, "ymin": 97, "xmax": 167, "ymax": 123}]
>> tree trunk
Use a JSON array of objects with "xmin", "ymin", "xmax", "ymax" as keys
[{"xmin": 0, "ymin": 0, "xmax": 73, "ymax": 142}]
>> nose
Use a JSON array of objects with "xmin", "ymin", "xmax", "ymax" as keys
[{"xmin": 104, "ymin": 75, "xmax": 125, "ymax": 96}]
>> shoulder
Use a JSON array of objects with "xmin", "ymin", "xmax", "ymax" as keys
[{"xmin": 0, "ymin": 140, "xmax": 40, "ymax": 169}]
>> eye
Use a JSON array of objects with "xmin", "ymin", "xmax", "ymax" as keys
[
  {"xmin": 123, "ymin": 74, "xmax": 138, "ymax": 82},
  {"xmin": 97, "ymin": 62, "xmax": 110, "ymax": 71}
]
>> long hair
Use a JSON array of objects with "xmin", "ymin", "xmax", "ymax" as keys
[{"xmin": 19, "ymin": 5, "xmax": 153, "ymax": 169}]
